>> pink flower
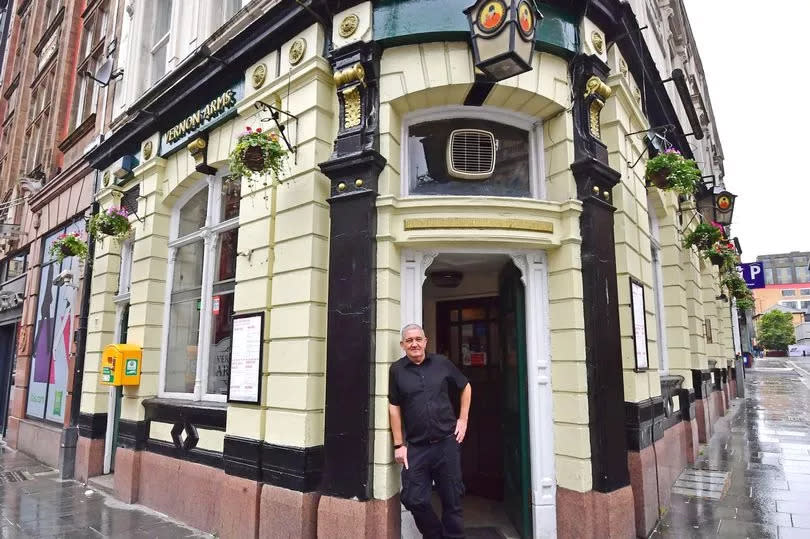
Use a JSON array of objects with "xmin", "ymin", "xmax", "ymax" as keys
[
  {"xmin": 245, "ymin": 126, "xmax": 252, "ymax": 131},
  {"xmin": 256, "ymin": 127, "xmax": 262, "ymax": 133}
]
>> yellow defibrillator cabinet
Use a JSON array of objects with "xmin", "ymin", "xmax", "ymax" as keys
[{"xmin": 100, "ymin": 344, "xmax": 142, "ymax": 386}]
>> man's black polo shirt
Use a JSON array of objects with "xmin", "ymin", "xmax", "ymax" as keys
[{"xmin": 388, "ymin": 353, "xmax": 469, "ymax": 445}]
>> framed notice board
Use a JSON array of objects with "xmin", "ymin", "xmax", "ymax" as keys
[
  {"xmin": 629, "ymin": 277, "xmax": 649, "ymax": 372},
  {"xmin": 227, "ymin": 312, "xmax": 264, "ymax": 404}
]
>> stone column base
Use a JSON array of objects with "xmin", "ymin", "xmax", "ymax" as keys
[
  {"xmin": 113, "ymin": 447, "xmax": 141, "ymax": 503},
  {"xmin": 260, "ymin": 484, "xmax": 320, "ymax": 539},
  {"xmin": 75, "ymin": 436, "xmax": 105, "ymax": 482},
  {"xmin": 317, "ymin": 494, "xmax": 400, "ymax": 539},
  {"xmin": 556, "ymin": 486, "xmax": 634, "ymax": 539}
]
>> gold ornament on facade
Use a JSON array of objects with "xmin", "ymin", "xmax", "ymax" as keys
[
  {"xmin": 289, "ymin": 38, "xmax": 306, "ymax": 65},
  {"xmin": 333, "ymin": 63, "xmax": 366, "ymax": 88},
  {"xmin": 143, "ymin": 140, "xmax": 153, "ymax": 160},
  {"xmin": 252, "ymin": 63, "xmax": 267, "ymax": 89},
  {"xmin": 103, "ymin": 171, "xmax": 111, "ymax": 187},
  {"xmin": 343, "ymin": 87, "xmax": 361, "ymax": 128},
  {"xmin": 187, "ymin": 137, "xmax": 208, "ymax": 167},
  {"xmin": 337, "ymin": 182, "xmax": 347, "ymax": 191},
  {"xmin": 591, "ymin": 31, "xmax": 604, "ymax": 54},
  {"xmin": 403, "ymin": 217, "xmax": 553, "ymax": 234},
  {"xmin": 584, "ymin": 76, "xmax": 611, "ymax": 140},
  {"xmin": 339, "ymin": 14, "xmax": 359, "ymax": 38},
  {"xmin": 583, "ymin": 76, "xmax": 611, "ymax": 100},
  {"xmin": 354, "ymin": 178, "xmax": 364, "ymax": 188}
]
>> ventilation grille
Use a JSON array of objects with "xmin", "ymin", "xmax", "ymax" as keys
[{"xmin": 446, "ymin": 129, "xmax": 496, "ymax": 180}]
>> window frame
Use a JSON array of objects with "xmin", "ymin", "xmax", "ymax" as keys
[
  {"xmin": 400, "ymin": 106, "xmax": 545, "ymax": 199},
  {"xmin": 159, "ymin": 171, "xmax": 239, "ymax": 402},
  {"xmin": 148, "ymin": 0, "xmax": 173, "ymax": 84}
]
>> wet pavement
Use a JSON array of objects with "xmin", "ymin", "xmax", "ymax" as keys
[
  {"xmin": 0, "ymin": 445, "xmax": 211, "ymax": 538},
  {"xmin": 653, "ymin": 356, "xmax": 810, "ymax": 538}
]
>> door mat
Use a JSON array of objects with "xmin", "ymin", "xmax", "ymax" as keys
[
  {"xmin": 465, "ymin": 527, "xmax": 508, "ymax": 539},
  {"xmin": 671, "ymin": 468, "xmax": 730, "ymax": 499}
]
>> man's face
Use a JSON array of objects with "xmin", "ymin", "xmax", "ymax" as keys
[{"xmin": 401, "ymin": 328, "xmax": 427, "ymax": 362}]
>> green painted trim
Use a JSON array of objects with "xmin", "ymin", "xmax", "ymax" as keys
[{"xmin": 374, "ymin": 0, "xmax": 578, "ymax": 57}]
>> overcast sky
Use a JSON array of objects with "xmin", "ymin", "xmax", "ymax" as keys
[{"xmin": 681, "ymin": 0, "xmax": 809, "ymax": 262}]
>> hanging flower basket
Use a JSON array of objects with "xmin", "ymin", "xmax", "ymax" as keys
[
  {"xmin": 89, "ymin": 207, "xmax": 132, "ymax": 240},
  {"xmin": 645, "ymin": 148, "xmax": 701, "ymax": 195},
  {"xmin": 703, "ymin": 241, "xmax": 738, "ymax": 270},
  {"xmin": 49, "ymin": 232, "xmax": 88, "ymax": 262},
  {"xmin": 229, "ymin": 126, "xmax": 287, "ymax": 190},
  {"xmin": 682, "ymin": 222, "xmax": 723, "ymax": 251}
]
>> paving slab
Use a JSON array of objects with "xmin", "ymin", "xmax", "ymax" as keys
[
  {"xmin": 0, "ymin": 444, "xmax": 212, "ymax": 538},
  {"xmin": 652, "ymin": 356, "xmax": 810, "ymax": 537}
]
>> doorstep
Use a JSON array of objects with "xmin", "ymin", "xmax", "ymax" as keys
[{"xmin": 87, "ymin": 473, "xmax": 115, "ymax": 496}]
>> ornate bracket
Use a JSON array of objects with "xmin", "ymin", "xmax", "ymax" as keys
[
  {"xmin": 583, "ymin": 76, "xmax": 612, "ymax": 140},
  {"xmin": 187, "ymin": 135, "xmax": 216, "ymax": 175},
  {"xmin": 254, "ymin": 100, "xmax": 299, "ymax": 163}
]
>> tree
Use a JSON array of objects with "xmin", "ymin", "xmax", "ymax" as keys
[{"xmin": 757, "ymin": 311, "xmax": 796, "ymax": 352}]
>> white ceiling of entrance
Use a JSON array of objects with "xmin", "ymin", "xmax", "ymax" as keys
[{"xmin": 427, "ymin": 253, "xmax": 511, "ymax": 273}]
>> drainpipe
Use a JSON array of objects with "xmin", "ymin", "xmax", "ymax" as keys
[{"xmin": 62, "ymin": 170, "xmax": 100, "ymax": 479}]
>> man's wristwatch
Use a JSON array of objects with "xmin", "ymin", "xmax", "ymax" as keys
[{"xmin": 394, "ymin": 443, "xmax": 405, "ymax": 449}]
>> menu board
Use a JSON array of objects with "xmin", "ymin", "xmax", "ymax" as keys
[
  {"xmin": 227, "ymin": 313, "xmax": 264, "ymax": 404},
  {"xmin": 630, "ymin": 278, "xmax": 649, "ymax": 371}
]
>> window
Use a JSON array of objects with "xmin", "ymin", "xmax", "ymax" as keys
[
  {"xmin": 0, "ymin": 252, "xmax": 26, "ymax": 282},
  {"xmin": 802, "ymin": 301, "xmax": 810, "ymax": 311},
  {"xmin": 705, "ymin": 318, "xmax": 712, "ymax": 344},
  {"xmin": 223, "ymin": 0, "xmax": 241, "ymax": 22},
  {"xmin": 14, "ymin": 14, "xmax": 28, "ymax": 76},
  {"xmin": 149, "ymin": 0, "xmax": 173, "ymax": 84},
  {"xmin": 114, "ymin": 240, "xmax": 133, "ymax": 343},
  {"xmin": 765, "ymin": 268, "xmax": 773, "ymax": 285},
  {"xmin": 782, "ymin": 289, "xmax": 796, "ymax": 297},
  {"xmin": 781, "ymin": 301, "xmax": 799, "ymax": 310},
  {"xmin": 794, "ymin": 256, "xmax": 808, "ymax": 266},
  {"xmin": 801, "ymin": 289, "xmax": 810, "ymax": 297},
  {"xmin": 404, "ymin": 111, "xmax": 541, "ymax": 198},
  {"xmin": 161, "ymin": 172, "xmax": 240, "ymax": 401},
  {"xmin": 776, "ymin": 267, "xmax": 792, "ymax": 284},
  {"xmin": 70, "ymin": 3, "xmax": 106, "ymax": 130},
  {"xmin": 43, "ymin": 0, "xmax": 64, "ymax": 27},
  {"xmin": 796, "ymin": 266, "xmax": 810, "ymax": 283},
  {"xmin": 5, "ymin": 86, "xmax": 17, "ymax": 121}
]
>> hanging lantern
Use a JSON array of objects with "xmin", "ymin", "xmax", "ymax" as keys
[
  {"xmin": 464, "ymin": 0, "xmax": 543, "ymax": 81},
  {"xmin": 696, "ymin": 185, "xmax": 737, "ymax": 227}
]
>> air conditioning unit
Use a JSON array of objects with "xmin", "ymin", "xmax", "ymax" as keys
[{"xmin": 446, "ymin": 129, "xmax": 496, "ymax": 180}]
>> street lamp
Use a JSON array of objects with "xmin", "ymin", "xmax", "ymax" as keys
[
  {"xmin": 696, "ymin": 180, "xmax": 736, "ymax": 227},
  {"xmin": 464, "ymin": 0, "xmax": 542, "ymax": 81}
]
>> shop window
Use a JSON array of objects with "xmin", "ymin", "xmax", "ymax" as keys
[
  {"xmin": 0, "ymin": 251, "xmax": 26, "ymax": 283},
  {"xmin": 26, "ymin": 220, "xmax": 85, "ymax": 423},
  {"xmin": 161, "ymin": 172, "xmax": 240, "ymax": 401},
  {"xmin": 405, "ymin": 114, "xmax": 537, "ymax": 197}
]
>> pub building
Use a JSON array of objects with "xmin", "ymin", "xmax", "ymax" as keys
[{"xmin": 72, "ymin": 1, "xmax": 740, "ymax": 538}]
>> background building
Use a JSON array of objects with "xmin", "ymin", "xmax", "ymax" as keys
[{"xmin": 752, "ymin": 251, "xmax": 810, "ymax": 315}]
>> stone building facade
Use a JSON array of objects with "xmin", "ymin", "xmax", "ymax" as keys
[
  {"xmin": 0, "ymin": 0, "xmax": 125, "ymax": 475},
  {"xmin": 0, "ymin": 0, "xmax": 743, "ymax": 538}
]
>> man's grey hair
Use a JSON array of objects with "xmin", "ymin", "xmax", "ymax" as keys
[{"xmin": 401, "ymin": 323, "xmax": 425, "ymax": 340}]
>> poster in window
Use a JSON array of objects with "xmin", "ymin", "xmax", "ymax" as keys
[
  {"xmin": 227, "ymin": 312, "xmax": 263, "ymax": 404},
  {"xmin": 630, "ymin": 278, "xmax": 649, "ymax": 371}
]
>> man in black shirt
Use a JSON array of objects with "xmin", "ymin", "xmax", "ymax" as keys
[{"xmin": 389, "ymin": 324, "xmax": 472, "ymax": 539}]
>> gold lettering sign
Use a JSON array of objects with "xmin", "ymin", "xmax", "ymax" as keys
[{"xmin": 165, "ymin": 90, "xmax": 238, "ymax": 145}]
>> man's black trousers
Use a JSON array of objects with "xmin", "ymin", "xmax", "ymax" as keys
[{"xmin": 400, "ymin": 436, "xmax": 464, "ymax": 539}]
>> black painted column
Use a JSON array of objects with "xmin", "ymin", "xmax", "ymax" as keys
[
  {"xmin": 318, "ymin": 41, "xmax": 385, "ymax": 501},
  {"xmin": 570, "ymin": 54, "xmax": 630, "ymax": 492}
]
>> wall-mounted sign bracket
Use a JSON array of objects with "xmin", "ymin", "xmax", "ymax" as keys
[
  {"xmin": 624, "ymin": 124, "xmax": 674, "ymax": 170},
  {"xmin": 254, "ymin": 100, "xmax": 299, "ymax": 164}
]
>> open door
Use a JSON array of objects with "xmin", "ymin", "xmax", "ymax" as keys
[{"xmin": 499, "ymin": 262, "xmax": 532, "ymax": 538}]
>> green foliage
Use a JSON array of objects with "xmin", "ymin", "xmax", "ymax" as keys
[
  {"xmin": 49, "ymin": 232, "xmax": 88, "ymax": 262},
  {"xmin": 645, "ymin": 148, "xmax": 701, "ymax": 195},
  {"xmin": 721, "ymin": 272, "xmax": 749, "ymax": 300},
  {"xmin": 228, "ymin": 126, "xmax": 287, "ymax": 191},
  {"xmin": 703, "ymin": 241, "xmax": 738, "ymax": 271},
  {"xmin": 683, "ymin": 222, "xmax": 723, "ymax": 250},
  {"xmin": 89, "ymin": 207, "xmax": 132, "ymax": 240},
  {"xmin": 735, "ymin": 295, "xmax": 754, "ymax": 311},
  {"xmin": 757, "ymin": 310, "xmax": 796, "ymax": 351}
]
